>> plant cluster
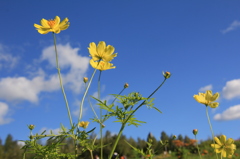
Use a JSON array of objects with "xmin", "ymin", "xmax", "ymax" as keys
[{"xmin": 17, "ymin": 16, "xmax": 237, "ymax": 159}]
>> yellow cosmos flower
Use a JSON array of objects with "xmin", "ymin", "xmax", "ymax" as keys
[
  {"xmin": 90, "ymin": 59, "xmax": 116, "ymax": 71},
  {"xmin": 34, "ymin": 16, "xmax": 69, "ymax": 34},
  {"xmin": 211, "ymin": 135, "xmax": 236, "ymax": 158},
  {"xmin": 78, "ymin": 121, "xmax": 89, "ymax": 129},
  {"xmin": 193, "ymin": 90, "xmax": 219, "ymax": 108},
  {"xmin": 88, "ymin": 41, "xmax": 117, "ymax": 62}
]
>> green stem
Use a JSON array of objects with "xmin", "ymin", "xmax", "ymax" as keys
[
  {"xmin": 127, "ymin": 78, "xmax": 167, "ymax": 121},
  {"xmin": 98, "ymin": 71, "xmax": 103, "ymax": 159},
  {"xmin": 194, "ymin": 135, "xmax": 202, "ymax": 159},
  {"xmin": 74, "ymin": 140, "xmax": 77, "ymax": 159},
  {"xmin": 109, "ymin": 77, "xmax": 167, "ymax": 159},
  {"xmin": 52, "ymin": 33, "xmax": 73, "ymax": 127},
  {"xmin": 111, "ymin": 87, "xmax": 126, "ymax": 104},
  {"xmin": 78, "ymin": 68, "xmax": 97, "ymax": 123},
  {"xmin": 108, "ymin": 124, "xmax": 125, "ymax": 159},
  {"xmin": 205, "ymin": 106, "xmax": 218, "ymax": 159}
]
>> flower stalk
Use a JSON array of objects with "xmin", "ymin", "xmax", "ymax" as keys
[{"xmin": 52, "ymin": 33, "xmax": 73, "ymax": 127}]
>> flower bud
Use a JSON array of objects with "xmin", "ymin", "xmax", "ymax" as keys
[
  {"xmin": 193, "ymin": 129, "xmax": 198, "ymax": 135},
  {"xmin": 28, "ymin": 124, "xmax": 35, "ymax": 130},
  {"xmin": 162, "ymin": 71, "xmax": 171, "ymax": 79},
  {"xmin": 79, "ymin": 121, "xmax": 90, "ymax": 129},
  {"xmin": 83, "ymin": 77, "xmax": 88, "ymax": 83},
  {"xmin": 124, "ymin": 83, "xmax": 129, "ymax": 88},
  {"xmin": 172, "ymin": 135, "xmax": 177, "ymax": 139}
]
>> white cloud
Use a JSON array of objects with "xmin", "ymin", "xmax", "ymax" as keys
[
  {"xmin": 214, "ymin": 105, "xmax": 240, "ymax": 121},
  {"xmin": 41, "ymin": 43, "xmax": 90, "ymax": 93},
  {"xmin": 0, "ymin": 43, "xmax": 90, "ymax": 103},
  {"xmin": 199, "ymin": 84, "xmax": 212, "ymax": 92},
  {"xmin": 222, "ymin": 79, "xmax": 240, "ymax": 100},
  {"xmin": 39, "ymin": 127, "xmax": 61, "ymax": 135},
  {"xmin": 0, "ymin": 43, "xmax": 19, "ymax": 70},
  {"xmin": 72, "ymin": 99, "xmax": 88, "ymax": 117},
  {"xmin": 221, "ymin": 20, "xmax": 240, "ymax": 34},
  {"xmin": 0, "ymin": 102, "xmax": 12, "ymax": 125}
]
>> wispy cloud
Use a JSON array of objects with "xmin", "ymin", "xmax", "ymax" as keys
[
  {"xmin": 222, "ymin": 79, "xmax": 240, "ymax": 100},
  {"xmin": 0, "ymin": 43, "xmax": 90, "ymax": 103},
  {"xmin": 221, "ymin": 20, "xmax": 240, "ymax": 34},
  {"xmin": 199, "ymin": 84, "xmax": 212, "ymax": 92},
  {"xmin": 214, "ymin": 105, "xmax": 240, "ymax": 121},
  {"xmin": 0, "ymin": 102, "xmax": 12, "ymax": 125},
  {"xmin": 39, "ymin": 127, "xmax": 61, "ymax": 135},
  {"xmin": 0, "ymin": 43, "xmax": 19, "ymax": 70}
]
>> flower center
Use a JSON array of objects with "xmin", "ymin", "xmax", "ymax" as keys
[{"xmin": 47, "ymin": 20, "xmax": 56, "ymax": 28}]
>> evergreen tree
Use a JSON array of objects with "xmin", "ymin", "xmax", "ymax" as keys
[
  {"xmin": 3, "ymin": 134, "xmax": 22, "ymax": 159},
  {"xmin": 177, "ymin": 134, "xmax": 184, "ymax": 141}
]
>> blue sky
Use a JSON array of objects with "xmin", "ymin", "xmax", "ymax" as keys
[{"xmin": 1, "ymin": 0, "xmax": 240, "ymax": 145}]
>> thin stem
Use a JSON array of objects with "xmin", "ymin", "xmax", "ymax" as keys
[
  {"xmin": 86, "ymin": 84, "xmax": 100, "ymax": 121},
  {"xmin": 194, "ymin": 135, "xmax": 202, "ymax": 159},
  {"xmin": 108, "ymin": 124, "xmax": 125, "ymax": 159},
  {"xmin": 78, "ymin": 68, "xmax": 97, "ymax": 123},
  {"xmin": 127, "ymin": 78, "xmax": 167, "ymax": 122},
  {"xmin": 111, "ymin": 87, "xmax": 126, "ymax": 104},
  {"xmin": 109, "ymin": 77, "xmax": 167, "ymax": 159},
  {"xmin": 205, "ymin": 106, "xmax": 218, "ymax": 159},
  {"xmin": 52, "ymin": 33, "xmax": 73, "ymax": 127},
  {"xmin": 98, "ymin": 71, "xmax": 103, "ymax": 159}
]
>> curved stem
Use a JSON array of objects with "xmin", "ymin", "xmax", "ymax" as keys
[
  {"xmin": 126, "ymin": 78, "xmax": 167, "ymax": 122},
  {"xmin": 111, "ymin": 87, "xmax": 126, "ymax": 104},
  {"xmin": 78, "ymin": 68, "xmax": 97, "ymax": 123},
  {"xmin": 98, "ymin": 71, "xmax": 103, "ymax": 159},
  {"xmin": 109, "ymin": 77, "xmax": 167, "ymax": 159},
  {"xmin": 205, "ymin": 106, "xmax": 218, "ymax": 159},
  {"xmin": 108, "ymin": 124, "xmax": 125, "ymax": 159},
  {"xmin": 52, "ymin": 33, "xmax": 73, "ymax": 127},
  {"xmin": 194, "ymin": 135, "xmax": 202, "ymax": 159}
]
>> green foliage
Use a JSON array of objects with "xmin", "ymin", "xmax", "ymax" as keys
[{"xmin": 92, "ymin": 92, "xmax": 159, "ymax": 127}]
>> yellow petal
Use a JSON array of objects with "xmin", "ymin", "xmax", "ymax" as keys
[
  {"xmin": 97, "ymin": 41, "xmax": 106, "ymax": 55},
  {"xmin": 209, "ymin": 102, "xmax": 219, "ymax": 108},
  {"xmin": 214, "ymin": 136, "xmax": 222, "ymax": 146},
  {"xmin": 59, "ymin": 18, "xmax": 69, "ymax": 30},
  {"xmin": 105, "ymin": 45, "xmax": 115, "ymax": 55},
  {"xmin": 205, "ymin": 90, "xmax": 213, "ymax": 101},
  {"xmin": 40, "ymin": 18, "xmax": 50, "ymax": 28},
  {"xmin": 34, "ymin": 24, "xmax": 43, "ymax": 29},
  {"xmin": 211, "ymin": 144, "xmax": 221, "ymax": 149},
  {"xmin": 226, "ymin": 138, "xmax": 234, "ymax": 145},
  {"xmin": 103, "ymin": 53, "xmax": 118, "ymax": 62},
  {"xmin": 54, "ymin": 16, "xmax": 60, "ymax": 25},
  {"xmin": 221, "ymin": 149, "xmax": 227, "ymax": 157},
  {"xmin": 231, "ymin": 144, "xmax": 236, "ymax": 150},
  {"xmin": 220, "ymin": 135, "xmax": 226, "ymax": 144},
  {"xmin": 37, "ymin": 29, "xmax": 51, "ymax": 34},
  {"xmin": 193, "ymin": 94, "xmax": 206, "ymax": 104},
  {"xmin": 211, "ymin": 92, "xmax": 219, "ymax": 102}
]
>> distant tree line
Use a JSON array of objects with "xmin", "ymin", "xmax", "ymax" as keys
[{"xmin": 0, "ymin": 131, "xmax": 239, "ymax": 159}]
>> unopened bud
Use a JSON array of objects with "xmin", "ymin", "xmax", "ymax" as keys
[
  {"xmin": 79, "ymin": 121, "xmax": 90, "ymax": 129},
  {"xmin": 83, "ymin": 77, "xmax": 88, "ymax": 83},
  {"xmin": 172, "ymin": 135, "xmax": 177, "ymax": 139},
  {"xmin": 101, "ymin": 123, "xmax": 105, "ymax": 128},
  {"xmin": 124, "ymin": 83, "xmax": 129, "ymax": 88},
  {"xmin": 28, "ymin": 124, "xmax": 35, "ymax": 130},
  {"xmin": 163, "ymin": 71, "xmax": 171, "ymax": 79},
  {"xmin": 193, "ymin": 129, "xmax": 198, "ymax": 135}
]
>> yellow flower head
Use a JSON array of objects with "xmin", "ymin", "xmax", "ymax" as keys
[
  {"xmin": 78, "ymin": 121, "xmax": 89, "ymax": 129},
  {"xmin": 34, "ymin": 16, "xmax": 69, "ymax": 34},
  {"xmin": 90, "ymin": 59, "xmax": 116, "ymax": 71},
  {"xmin": 193, "ymin": 90, "xmax": 219, "ymax": 108},
  {"xmin": 211, "ymin": 135, "xmax": 236, "ymax": 158},
  {"xmin": 88, "ymin": 41, "xmax": 117, "ymax": 62}
]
